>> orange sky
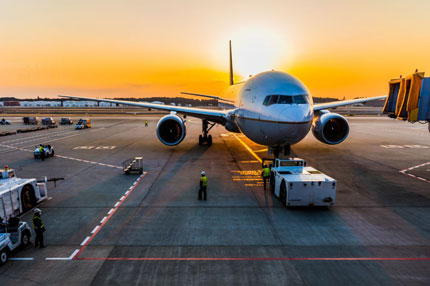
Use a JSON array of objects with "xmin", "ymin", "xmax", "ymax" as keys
[{"xmin": 1, "ymin": 0, "xmax": 430, "ymax": 99}]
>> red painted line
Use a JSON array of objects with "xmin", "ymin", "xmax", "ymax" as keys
[
  {"xmin": 75, "ymin": 257, "xmax": 430, "ymax": 261},
  {"xmin": 73, "ymin": 173, "xmax": 147, "ymax": 260}
]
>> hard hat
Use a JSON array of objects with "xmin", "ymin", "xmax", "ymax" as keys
[
  {"xmin": 201, "ymin": 171, "xmax": 206, "ymax": 176},
  {"xmin": 34, "ymin": 208, "xmax": 41, "ymax": 214}
]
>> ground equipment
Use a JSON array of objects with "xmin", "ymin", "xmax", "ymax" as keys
[
  {"xmin": 0, "ymin": 119, "xmax": 11, "ymax": 125},
  {"xmin": 34, "ymin": 145, "xmax": 55, "ymax": 159},
  {"xmin": 75, "ymin": 118, "xmax": 91, "ymax": 129},
  {"xmin": 0, "ymin": 168, "xmax": 48, "ymax": 217},
  {"xmin": 123, "ymin": 157, "xmax": 143, "ymax": 174},
  {"xmin": 0, "ymin": 217, "xmax": 32, "ymax": 265},
  {"xmin": 266, "ymin": 157, "xmax": 337, "ymax": 207}
]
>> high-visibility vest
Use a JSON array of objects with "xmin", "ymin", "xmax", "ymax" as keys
[
  {"xmin": 263, "ymin": 167, "xmax": 270, "ymax": 177},
  {"xmin": 200, "ymin": 176, "xmax": 208, "ymax": 187},
  {"xmin": 32, "ymin": 215, "xmax": 44, "ymax": 230},
  {"xmin": 39, "ymin": 146, "xmax": 43, "ymax": 153}
]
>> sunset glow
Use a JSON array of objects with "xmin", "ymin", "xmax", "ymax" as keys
[{"xmin": 1, "ymin": 0, "xmax": 430, "ymax": 100}]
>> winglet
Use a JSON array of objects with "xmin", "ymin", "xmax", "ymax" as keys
[{"xmin": 229, "ymin": 40, "xmax": 234, "ymax": 85}]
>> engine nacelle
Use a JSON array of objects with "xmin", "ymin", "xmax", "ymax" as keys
[
  {"xmin": 156, "ymin": 114, "xmax": 186, "ymax": 146},
  {"xmin": 312, "ymin": 112, "xmax": 349, "ymax": 145}
]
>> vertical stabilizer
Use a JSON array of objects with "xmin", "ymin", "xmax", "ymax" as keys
[{"xmin": 229, "ymin": 40, "xmax": 234, "ymax": 85}]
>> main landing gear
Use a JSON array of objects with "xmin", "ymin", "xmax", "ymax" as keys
[
  {"xmin": 199, "ymin": 119, "xmax": 215, "ymax": 146},
  {"xmin": 271, "ymin": 144, "xmax": 291, "ymax": 158}
]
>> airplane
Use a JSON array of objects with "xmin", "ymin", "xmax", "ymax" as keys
[{"xmin": 59, "ymin": 41, "xmax": 386, "ymax": 157}]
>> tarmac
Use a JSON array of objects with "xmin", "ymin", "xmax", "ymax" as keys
[{"xmin": 0, "ymin": 115, "xmax": 429, "ymax": 285}]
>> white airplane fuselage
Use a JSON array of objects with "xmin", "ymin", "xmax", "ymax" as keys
[{"xmin": 225, "ymin": 71, "xmax": 313, "ymax": 146}]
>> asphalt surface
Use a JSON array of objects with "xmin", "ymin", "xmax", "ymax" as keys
[{"xmin": 0, "ymin": 116, "xmax": 429, "ymax": 285}]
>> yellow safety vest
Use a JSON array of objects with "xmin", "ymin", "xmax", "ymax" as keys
[
  {"xmin": 32, "ymin": 215, "xmax": 44, "ymax": 230},
  {"xmin": 200, "ymin": 176, "xmax": 208, "ymax": 187},
  {"xmin": 263, "ymin": 167, "xmax": 270, "ymax": 177}
]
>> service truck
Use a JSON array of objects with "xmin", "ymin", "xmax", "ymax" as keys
[
  {"xmin": 266, "ymin": 158, "xmax": 337, "ymax": 207},
  {"xmin": 0, "ymin": 168, "xmax": 48, "ymax": 219}
]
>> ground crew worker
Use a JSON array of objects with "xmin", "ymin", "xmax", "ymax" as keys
[
  {"xmin": 145, "ymin": 120, "xmax": 148, "ymax": 127},
  {"xmin": 262, "ymin": 164, "xmax": 271, "ymax": 190},
  {"xmin": 39, "ymin": 144, "xmax": 45, "ymax": 161},
  {"xmin": 198, "ymin": 171, "xmax": 208, "ymax": 200},
  {"xmin": 32, "ymin": 208, "xmax": 46, "ymax": 248}
]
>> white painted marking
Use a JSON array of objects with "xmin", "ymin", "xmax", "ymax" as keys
[
  {"xmin": 91, "ymin": 225, "xmax": 100, "ymax": 234},
  {"xmin": 125, "ymin": 191, "xmax": 130, "ymax": 195},
  {"xmin": 46, "ymin": 249, "xmax": 80, "ymax": 261},
  {"xmin": 9, "ymin": 257, "xmax": 34, "ymax": 261},
  {"xmin": 120, "ymin": 196, "xmax": 125, "ymax": 201},
  {"xmin": 81, "ymin": 236, "xmax": 91, "ymax": 246},
  {"xmin": 114, "ymin": 202, "xmax": 120, "ymax": 207},
  {"xmin": 100, "ymin": 216, "xmax": 108, "ymax": 224},
  {"xmin": 108, "ymin": 208, "xmax": 114, "ymax": 215}
]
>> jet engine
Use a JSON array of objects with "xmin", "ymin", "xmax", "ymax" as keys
[
  {"xmin": 312, "ymin": 111, "xmax": 349, "ymax": 144},
  {"xmin": 156, "ymin": 114, "xmax": 186, "ymax": 146}
]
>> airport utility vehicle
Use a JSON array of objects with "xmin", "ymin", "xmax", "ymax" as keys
[
  {"xmin": 266, "ymin": 158, "xmax": 337, "ymax": 207},
  {"xmin": 0, "ymin": 167, "xmax": 48, "ymax": 217},
  {"xmin": 23, "ymin": 117, "xmax": 39, "ymax": 125},
  {"xmin": 0, "ymin": 217, "xmax": 32, "ymax": 265},
  {"xmin": 75, "ymin": 118, "xmax": 91, "ymax": 129},
  {"xmin": 60, "ymin": 117, "xmax": 73, "ymax": 125},
  {"xmin": 34, "ymin": 145, "xmax": 55, "ymax": 159},
  {"xmin": 41, "ymin": 117, "xmax": 56, "ymax": 125},
  {"xmin": 0, "ymin": 119, "xmax": 11, "ymax": 125}
]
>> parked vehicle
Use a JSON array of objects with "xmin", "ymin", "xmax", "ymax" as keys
[
  {"xmin": 0, "ymin": 217, "xmax": 32, "ymax": 265},
  {"xmin": 34, "ymin": 145, "xmax": 55, "ymax": 159},
  {"xmin": 0, "ymin": 119, "xmax": 11, "ymax": 125},
  {"xmin": 0, "ymin": 167, "xmax": 48, "ymax": 217},
  {"xmin": 60, "ymin": 117, "xmax": 73, "ymax": 125},
  {"xmin": 23, "ymin": 117, "xmax": 39, "ymax": 125},
  {"xmin": 41, "ymin": 117, "xmax": 56, "ymax": 125},
  {"xmin": 75, "ymin": 118, "xmax": 91, "ymax": 129},
  {"xmin": 266, "ymin": 157, "xmax": 337, "ymax": 207}
]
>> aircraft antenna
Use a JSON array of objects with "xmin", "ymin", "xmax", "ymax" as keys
[{"xmin": 229, "ymin": 40, "xmax": 234, "ymax": 85}]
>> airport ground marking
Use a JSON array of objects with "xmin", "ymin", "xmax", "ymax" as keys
[
  {"xmin": 399, "ymin": 161, "xmax": 430, "ymax": 184},
  {"xmin": 45, "ymin": 249, "xmax": 79, "ymax": 261},
  {"xmin": 232, "ymin": 133, "xmax": 262, "ymax": 163},
  {"xmin": 9, "ymin": 257, "xmax": 34, "ymax": 261},
  {"xmin": 74, "ymin": 257, "xmax": 430, "ymax": 261},
  {"xmin": 73, "ymin": 172, "xmax": 147, "ymax": 260}
]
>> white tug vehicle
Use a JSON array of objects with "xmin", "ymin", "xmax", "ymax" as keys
[
  {"xmin": 266, "ymin": 158, "xmax": 337, "ymax": 207},
  {"xmin": 0, "ymin": 167, "xmax": 48, "ymax": 218}
]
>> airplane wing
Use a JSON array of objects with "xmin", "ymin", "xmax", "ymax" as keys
[
  {"xmin": 313, "ymin": 96, "xmax": 387, "ymax": 111},
  {"xmin": 58, "ymin": 95, "xmax": 230, "ymax": 124}
]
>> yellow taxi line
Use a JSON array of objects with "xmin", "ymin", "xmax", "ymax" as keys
[{"xmin": 232, "ymin": 133, "xmax": 262, "ymax": 163}]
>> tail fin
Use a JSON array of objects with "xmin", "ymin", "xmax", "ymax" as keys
[{"xmin": 229, "ymin": 40, "xmax": 234, "ymax": 85}]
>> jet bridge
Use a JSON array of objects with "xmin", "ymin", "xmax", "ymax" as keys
[{"xmin": 383, "ymin": 71, "xmax": 430, "ymax": 131}]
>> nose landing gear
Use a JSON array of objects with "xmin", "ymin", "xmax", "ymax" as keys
[
  {"xmin": 270, "ymin": 144, "xmax": 291, "ymax": 158},
  {"xmin": 199, "ymin": 119, "xmax": 215, "ymax": 146}
]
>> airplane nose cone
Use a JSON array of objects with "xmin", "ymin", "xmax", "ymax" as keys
[{"xmin": 280, "ymin": 104, "xmax": 312, "ymax": 123}]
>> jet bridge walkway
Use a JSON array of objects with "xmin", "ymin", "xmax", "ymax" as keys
[{"xmin": 383, "ymin": 71, "xmax": 430, "ymax": 131}]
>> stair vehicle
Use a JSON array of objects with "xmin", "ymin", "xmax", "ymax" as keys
[
  {"xmin": 0, "ymin": 167, "xmax": 48, "ymax": 217},
  {"xmin": 0, "ymin": 217, "xmax": 32, "ymax": 265},
  {"xmin": 34, "ymin": 145, "xmax": 55, "ymax": 159},
  {"xmin": 266, "ymin": 158, "xmax": 337, "ymax": 207},
  {"xmin": 75, "ymin": 118, "xmax": 91, "ymax": 130}
]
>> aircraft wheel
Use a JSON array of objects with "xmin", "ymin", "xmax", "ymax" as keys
[
  {"xmin": 207, "ymin": 135, "xmax": 212, "ymax": 146},
  {"xmin": 51, "ymin": 150, "xmax": 55, "ymax": 157},
  {"xmin": 0, "ymin": 249, "xmax": 8, "ymax": 265},
  {"xmin": 280, "ymin": 181, "xmax": 287, "ymax": 207},
  {"xmin": 198, "ymin": 135, "xmax": 203, "ymax": 146}
]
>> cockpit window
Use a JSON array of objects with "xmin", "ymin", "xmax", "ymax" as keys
[
  {"xmin": 278, "ymin": 95, "xmax": 293, "ymax": 104},
  {"xmin": 263, "ymin": 94, "xmax": 309, "ymax": 106},
  {"xmin": 268, "ymin": 95, "xmax": 279, "ymax": 106},
  {"xmin": 293, "ymin": 95, "xmax": 308, "ymax": 104}
]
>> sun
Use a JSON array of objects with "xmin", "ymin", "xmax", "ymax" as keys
[{"xmin": 228, "ymin": 27, "xmax": 291, "ymax": 79}]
